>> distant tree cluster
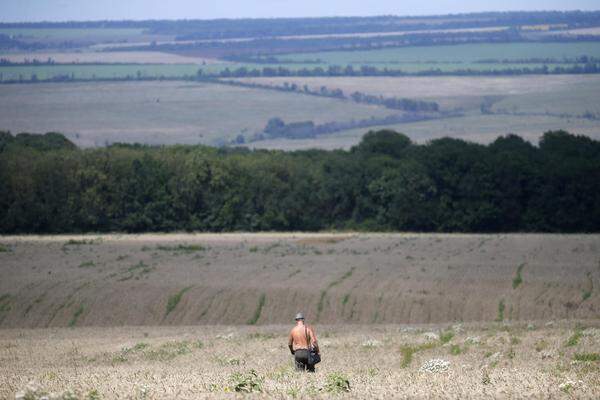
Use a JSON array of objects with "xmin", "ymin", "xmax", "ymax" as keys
[
  {"xmin": 1, "ymin": 130, "xmax": 599, "ymax": 233},
  {"xmin": 251, "ymin": 113, "xmax": 449, "ymax": 142},
  {"xmin": 202, "ymin": 59, "xmax": 600, "ymax": 80}
]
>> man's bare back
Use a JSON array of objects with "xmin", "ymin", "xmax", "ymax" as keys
[
  {"xmin": 288, "ymin": 323, "xmax": 318, "ymax": 351},
  {"xmin": 288, "ymin": 313, "xmax": 320, "ymax": 372}
]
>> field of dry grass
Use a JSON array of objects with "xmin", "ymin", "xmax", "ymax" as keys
[
  {"xmin": 231, "ymin": 75, "xmax": 600, "ymax": 111},
  {"xmin": 234, "ymin": 75, "xmax": 600, "ymax": 148},
  {"xmin": 1, "ymin": 323, "xmax": 599, "ymax": 399},
  {"xmin": 1, "ymin": 76, "xmax": 599, "ymax": 150},
  {"xmin": 0, "ymin": 81, "xmax": 389, "ymax": 147},
  {"xmin": 0, "ymin": 233, "xmax": 599, "ymax": 398}
]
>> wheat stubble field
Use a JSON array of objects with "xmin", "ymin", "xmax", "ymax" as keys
[{"xmin": 0, "ymin": 233, "xmax": 599, "ymax": 398}]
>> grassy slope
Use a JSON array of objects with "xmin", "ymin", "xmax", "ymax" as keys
[{"xmin": 0, "ymin": 233, "xmax": 598, "ymax": 328}]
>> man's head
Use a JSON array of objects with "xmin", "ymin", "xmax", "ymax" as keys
[{"xmin": 294, "ymin": 312, "xmax": 305, "ymax": 322}]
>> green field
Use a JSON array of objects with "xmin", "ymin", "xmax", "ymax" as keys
[
  {"xmin": 275, "ymin": 42, "xmax": 600, "ymax": 71},
  {"xmin": 3, "ymin": 41, "xmax": 600, "ymax": 81}
]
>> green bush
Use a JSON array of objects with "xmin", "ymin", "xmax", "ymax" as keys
[
  {"xmin": 324, "ymin": 372, "xmax": 351, "ymax": 393},
  {"xmin": 440, "ymin": 331, "xmax": 454, "ymax": 344},
  {"xmin": 495, "ymin": 300, "xmax": 505, "ymax": 322},
  {"xmin": 229, "ymin": 370, "xmax": 263, "ymax": 393},
  {"xmin": 78, "ymin": 261, "xmax": 95, "ymax": 268},
  {"xmin": 165, "ymin": 286, "xmax": 192, "ymax": 316},
  {"xmin": 450, "ymin": 344, "xmax": 462, "ymax": 355},
  {"xmin": 573, "ymin": 352, "xmax": 599, "ymax": 362},
  {"xmin": 512, "ymin": 263, "xmax": 525, "ymax": 289},
  {"xmin": 566, "ymin": 329, "xmax": 583, "ymax": 347}
]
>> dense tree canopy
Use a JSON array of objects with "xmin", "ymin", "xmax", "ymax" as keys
[{"xmin": 0, "ymin": 130, "xmax": 599, "ymax": 233}]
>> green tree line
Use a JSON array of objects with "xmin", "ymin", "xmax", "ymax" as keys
[{"xmin": 0, "ymin": 130, "xmax": 599, "ymax": 233}]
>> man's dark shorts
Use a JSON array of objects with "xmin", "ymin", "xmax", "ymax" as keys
[{"xmin": 294, "ymin": 349, "xmax": 315, "ymax": 372}]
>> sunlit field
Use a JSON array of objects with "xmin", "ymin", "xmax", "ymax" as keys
[{"xmin": 2, "ymin": 323, "xmax": 599, "ymax": 399}]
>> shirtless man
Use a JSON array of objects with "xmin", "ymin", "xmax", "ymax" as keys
[{"xmin": 288, "ymin": 312, "xmax": 319, "ymax": 372}]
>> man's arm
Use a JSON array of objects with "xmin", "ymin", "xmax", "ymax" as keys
[{"xmin": 288, "ymin": 331, "xmax": 295, "ymax": 354}]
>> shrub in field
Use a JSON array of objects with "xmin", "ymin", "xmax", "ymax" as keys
[
  {"xmin": 229, "ymin": 370, "xmax": 263, "ymax": 393},
  {"xmin": 512, "ymin": 263, "xmax": 525, "ymax": 289},
  {"xmin": 165, "ymin": 286, "xmax": 192, "ymax": 316},
  {"xmin": 401, "ymin": 341, "xmax": 437, "ymax": 367},
  {"xmin": 324, "ymin": 372, "xmax": 351, "ymax": 393},
  {"xmin": 559, "ymin": 379, "xmax": 584, "ymax": 393},
  {"xmin": 573, "ymin": 352, "xmax": 600, "ymax": 362},
  {"xmin": 450, "ymin": 344, "xmax": 462, "ymax": 355},
  {"xmin": 14, "ymin": 382, "xmax": 94, "ymax": 400},
  {"xmin": 144, "ymin": 341, "xmax": 192, "ymax": 361},
  {"xmin": 156, "ymin": 244, "xmax": 206, "ymax": 253},
  {"xmin": 566, "ymin": 328, "xmax": 583, "ymax": 347},
  {"xmin": 495, "ymin": 300, "xmax": 505, "ymax": 322},
  {"xmin": 69, "ymin": 305, "xmax": 84, "ymax": 327},
  {"xmin": 0, "ymin": 243, "xmax": 11, "ymax": 252},
  {"xmin": 440, "ymin": 331, "xmax": 454, "ymax": 344},
  {"xmin": 78, "ymin": 261, "xmax": 95, "ymax": 268}
]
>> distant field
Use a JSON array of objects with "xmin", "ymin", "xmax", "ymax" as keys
[
  {"xmin": 252, "ymin": 113, "xmax": 600, "ymax": 150},
  {"xmin": 232, "ymin": 74, "xmax": 600, "ymax": 149},
  {"xmin": 273, "ymin": 26, "xmax": 508, "ymax": 41},
  {"xmin": 252, "ymin": 111, "xmax": 600, "ymax": 149},
  {"xmin": 0, "ymin": 28, "xmax": 170, "ymax": 45},
  {"xmin": 0, "ymin": 81, "xmax": 390, "ymax": 146},
  {"xmin": 546, "ymin": 27, "xmax": 600, "ymax": 36},
  {"xmin": 3, "ymin": 41, "xmax": 600, "ymax": 81},
  {"xmin": 0, "ymin": 51, "xmax": 219, "ymax": 65},
  {"xmin": 232, "ymin": 75, "xmax": 600, "ymax": 111},
  {"xmin": 0, "ymin": 64, "xmax": 200, "ymax": 81},
  {"xmin": 274, "ymin": 42, "xmax": 600, "ymax": 71},
  {"xmin": 0, "ymin": 28, "xmax": 145, "ymax": 40},
  {"xmin": 2, "ymin": 75, "xmax": 599, "ymax": 149}
]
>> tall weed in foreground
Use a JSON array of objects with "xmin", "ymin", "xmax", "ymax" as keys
[
  {"xmin": 324, "ymin": 372, "xmax": 351, "ymax": 393},
  {"xmin": 566, "ymin": 328, "xmax": 583, "ymax": 347},
  {"xmin": 229, "ymin": 370, "xmax": 263, "ymax": 393}
]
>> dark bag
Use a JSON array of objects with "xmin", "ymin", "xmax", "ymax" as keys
[
  {"xmin": 305, "ymin": 326, "xmax": 321, "ymax": 365},
  {"xmin": 308, "ymin": 347, "xmax": 321, "ymax": 365}
]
